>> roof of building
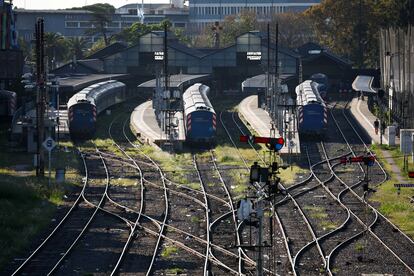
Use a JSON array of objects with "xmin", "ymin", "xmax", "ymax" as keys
[
  {"xmin": 138, "ymin": 74, "xmax": 211, "ymax": 90},
  {"xmin": 57, "ymin": 74, "xmax": 129, "ymax": 93},
  {"xmin": 86, "ymin": 42, "xmax": 128, "ymax": 60},
  {"xmin": 15, "ymin": 8, "xmax": 92, "ymax": 14},
  {"xmin": 297, "ymin": 42, "xmax": 352, "ymax": 66}
]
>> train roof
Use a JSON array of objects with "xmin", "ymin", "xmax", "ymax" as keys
[
  {"xmin": 0, "ymin": 90, "xmax": 16, "ymax": 99},
  {"xmin": 67, "ymin": 80, "xmax": 125, "ymax": 108},
  {"xmin": 183, "ymin": 83, "xmax": 215, "ymax": 114},
  {"xmin": 296, "ymin": 80, "xmax": 325, "ymax": 106}
]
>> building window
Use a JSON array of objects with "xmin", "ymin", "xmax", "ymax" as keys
[
  {"xmin": 174, "ymin": 22, "xmax": 186, "ymax": 28},
  {"xmin": 107, "ymin": 21, "xmax": 120, "ymax": 28},
  {"xmin": 79, "ymin": 22, "xmax": 93, "ymax": 28},
  {"xmin": 121, "ymin": 22, "xmax": 133, "ymax": 28},
  {"xmin": 65, "ymin": 21, "xmax": 78, "ymax": 28}
]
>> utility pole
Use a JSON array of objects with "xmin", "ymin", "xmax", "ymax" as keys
[
  {"xmin": 35, "ymin": 18, "xmax": 46, "ymax": 177},
  {"xmin": 358, "ymin": 0, "xmax": 363, "ymax": 69},
  {"xmin": 267, "ymin": 23, "xmax": 270, "ymax": 113}
]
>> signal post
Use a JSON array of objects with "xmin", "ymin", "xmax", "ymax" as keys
[{"xmin": 238, "ymin": 135, "xmax": 286, "ymax": 275}]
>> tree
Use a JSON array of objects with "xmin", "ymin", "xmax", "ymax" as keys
[
  {"xmin": 86, "ymin": 38, "xmax": 107, "ymax": 57},
  {"xmin": 80, "ymin": 3, "xmax": 115, "ymax": 46},
  {"xmin": 67, "ymin": 37, "xmax": 88, "ymax": 60},
  {"xmin": 220, "ymin": 11, "xmax": 258, "ymax": 47},
  {"xmin": 262, "ymin": 12, "xmax": 315, "ymax": 49},
  {"xmin": 44, "ymin": 32, "xmax": 68, "ymax": 69},
  {"xmin": 304, "ymin": 0, "xmax": 411, "ymax": 68},
  {"xmin": 114, "ymin": 19, "xmax": 178, "ymax": 45}
]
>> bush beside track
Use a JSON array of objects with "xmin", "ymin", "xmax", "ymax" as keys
[
  {"xmin": 0, "ymin": 123, "xmax": 82, "ymax": 272},
  {"xmin": 369, "ymin": 144, "xmax": 414, "ymax": 238}
]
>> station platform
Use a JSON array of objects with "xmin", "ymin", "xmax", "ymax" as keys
[
  {"xmin": 238, "ymin": 95, "xmax": 301, "ymax": 155},
  {"xmin": 130, "ymin": 100, "xmax": 185, "ymax": 148},
  {"xmin": 55, "ymin": 109, "xmax": 70, "ymax": 139},
  {"xmin": 348, "ymin": 97, "xmax": 399, "ymax": 145}
]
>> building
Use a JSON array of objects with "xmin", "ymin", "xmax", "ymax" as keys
[
  {"xmin": 15, "ymin": 1, "xmax": 320, "ymax": 44},
  {"xmin": 15, "ymin": 3, "xmax": 189, "ymax": 45},
  {"xmin": 379, "ymin": 27, "xmax": 414, "ymax": 129},
  {"xmin": 52, "ymin": 30, "xmax": 300, "ymax": 92},
  {"xmin": 189, "ymin": 0, "xmax": 320, "ymax": 29},
  {"xmin": 0, "ymin": 0, "xmax": 23, "ymax": 83}
]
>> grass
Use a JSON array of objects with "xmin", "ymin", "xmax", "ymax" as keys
[
  {"xmin": 110, "ymin": 177, "xmax": 139, "ymax": 186},
  {"xmin": 369, "ymin": 143, "xmax": 414, "ymax": 238},
  {"xmin": 278, "ymin": 165, "xmax": 308, "ymax": 187},
  {"xmin": 166, "ymin": 267, "xmax": 184, "ymax": 274},
  {"xmin": 355, "ymin": 242, "xmax": 364, "ymax": 252},
  {"xmin": 191, "ymin": 216, "xmax": 200, "ymax": 223},
  {"xmin": 161, "ymin": 244, "xmax": 179, "ymax": 258},
  {"xmin": 303, "ymin": 205, "xmax": 339, "ymax": 231},
  {"xmin": 0, "ymin": 120, "xmax": 83, "ymax": 271}
]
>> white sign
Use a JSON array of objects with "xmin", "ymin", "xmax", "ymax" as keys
[
  {"xmin": 247, "ymin": 51, "xmax": 261, "ymax": 60},
  {"xmin": 42, "ymin": 137, "xmax": 56, "ymax": 152},
  {"xmin": 237, "ymin": 199, "xmax": 253, "ymax": 221},
  {"xmin": 387, "ymin": 126, "xmax": 396, "ymax": 146},
  {"xmin": 400, "ymin": 129, "xmax": 414, "ymax": 155},
  {"xmin": 154, "ymin": 51, "xmax": 164, "ymax": 60}
]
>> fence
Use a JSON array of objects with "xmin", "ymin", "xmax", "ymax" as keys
[{"xmin": 379, "ymin": 26, "xmax": 414, "ymax": 129}]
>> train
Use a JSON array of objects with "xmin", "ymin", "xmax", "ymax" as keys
[
  {"xmin": 0, "ymin": 90, "xmax": 17, "ymax": 119},
  {"xmin": 183, "ymin": 83, "xmax": 216, "ymax": 144},
  {"xmin": 296, "ymin": 80, "xmax": 327, "ymax": 135},
  {"xmin": 310, "ymin": 73, "xmax": 329, "ymax": 99},
  {"xmin": 67, "ymin": 80, "xmax": 127, "ymax": 138}
]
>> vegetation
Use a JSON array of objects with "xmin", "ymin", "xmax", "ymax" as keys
[
  {"xmin": 44, "ymin": 32, "xmax": 69, "ymax": 69},
  {"xmin": 305, "ymin": 0, "xmax": 413, "ymax": 67},
  {"xmin": 0, "ymin": 124, "xmax": 82, "ymax": 271},
  {"xmin": 303, "ymin": 205, "xmax": 338, "ymax": 231},
  {"xmin": 355, "ymin": 242, "xmax": 364, "ymax": 252},
  {"xmin": 71, "ymin": 3, "xmax": 116, "ymax": 46},
  {"xmin": 369, "ymin": 144, "xmax": 414, "ymax": 238},
  {"xmin": 67, "ymin": 37, "xmax": 88, "ymax": 60},
  {"xmin": 166, "ymin": 267, "xmax": 184, "ymax": 274},
  {"xmin": 161, "ymin": 244, "xmax": 179, "ymax": 258}
]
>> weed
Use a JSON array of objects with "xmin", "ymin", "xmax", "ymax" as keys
[
  {"xmin": 166, "ymin": 267, "xmax": 184, "ymax": 274},
  {"xmin": 161, "ymin": 244, "xmax": 179, "ymax": 257},
  {"xmin": 191, "ymin": 216, "xmax": 200, "ymax": 223},
  {"xmin": 355, "ymin": 242, "xmax": 364, "ymax": 252}
]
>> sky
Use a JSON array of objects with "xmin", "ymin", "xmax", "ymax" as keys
[{"xmin": 13, "ymin": 0, "xmax": 170, "ymax": 10}]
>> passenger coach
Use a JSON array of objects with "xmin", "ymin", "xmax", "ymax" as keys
[
  {"xmin": 183, "ymin": 83, "xmax": 216, "ymax": 145},
  {"xmin": 296, "ymin": 80, "xmax": 328, "ymax": 136},
  {"xmin": 67, "ymin": 80, "xmax": 127, "ymax": 138}
]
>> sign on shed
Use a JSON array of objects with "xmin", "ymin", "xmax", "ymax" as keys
[{"xmin": 400, "ymin": 129, "xmax": 414, "ymax": 155}]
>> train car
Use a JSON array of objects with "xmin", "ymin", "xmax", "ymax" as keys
[
  {"xmin": 296, "ymin": 80, "xmax": 327, "ymax": 135},
  {"xmin": 67, "ymin": 80, "xmax": 126, "ymax": 138},
  {"xmin": 0, "ymin": 90, "xmax": 17, "ymax": 118},
  {"xmin": 310, "ymin": 73, "xmax": 329, "ymax": 99},
  {"xmin": 183, "ymin": 83, "xmax": 216, "ymax": 145}
]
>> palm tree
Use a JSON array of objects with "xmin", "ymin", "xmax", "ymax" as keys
[
  {"xmin": 44, "ymin": 32, "xmax": 68, "ymax": 69},
  {"xmin": 67, "ymin": 37, "xmax": 88, "ymax": 60},
  {"xmin": 83, "ymin": 3, "xmax": 115, "ymax": 46}
]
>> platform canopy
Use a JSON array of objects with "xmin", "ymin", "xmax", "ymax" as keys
[{"xmin": 352, "ymin": 75, "xmax": 377, "ymax": 93}]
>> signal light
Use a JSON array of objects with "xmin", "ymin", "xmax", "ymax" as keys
[
  {"xmin": 273, "ymin": 137, "xmax": 284, "ymax": 151},
  {"xmin": 240, "ymin": 135, "xmax": 284, "ymax": 152},
  {"xmin": 409, "ymin": 171, "xmax": 414, "ymax": 178},
  {"xmin": 363, "ymin": 156, "xmax": 375, "ymax": 166}
]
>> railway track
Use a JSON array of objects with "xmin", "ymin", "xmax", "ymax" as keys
[
  {"xmin": 110, "ymin": 112, "xmax": 259, "ymax": 274},
  {"xmin": 323, "ymin": 101, "xmax": 414, "ymax": 275},
  {"xmin": 11, "ymin": 149, "xmax": 135, "ymax": 275},
  {"xmin": 220, "ymin": 110, "xmax": 296, "ymax": 275}
]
